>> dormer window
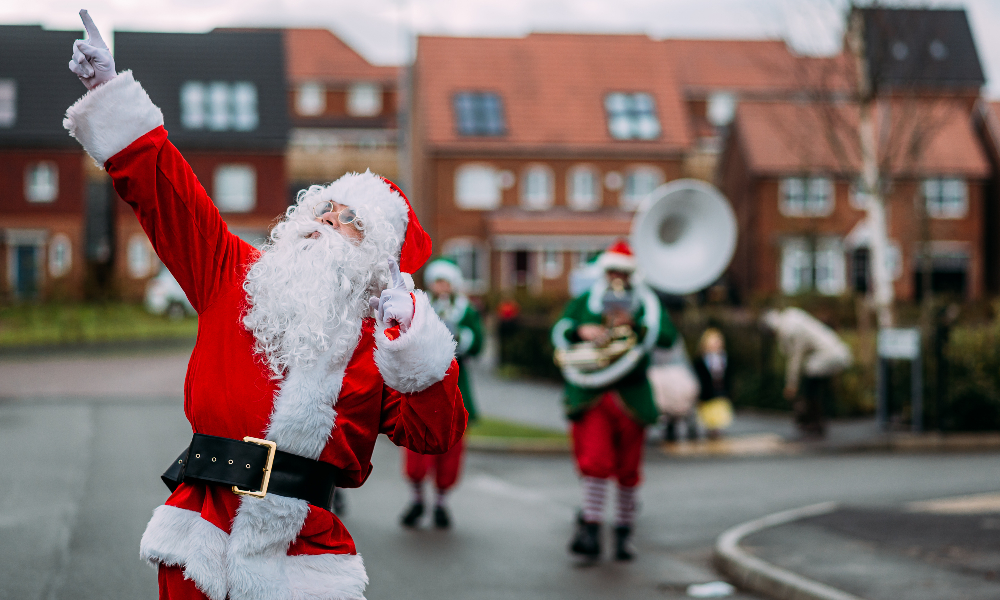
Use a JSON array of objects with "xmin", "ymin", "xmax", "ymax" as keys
[
  {"xmin": 453, "ymin": 92, "xmax": 505, "ymax": 136},
  {"xmin": 0, "ymin": 79, "xmax": 15, "ymax": 127},
  {"xmin": 605, "ymin": 92, "xmax": 660, "ymax": 140},
  {"xmin": 181, "ymin": 81, "xmax": 258, "ymax": 132}
]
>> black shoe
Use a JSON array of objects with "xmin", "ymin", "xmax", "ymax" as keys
[
  {"xmin": 400, "ymin": 502, "xmax": 424, "ymax": 528},
  {"xmin": 614, "ymin": 525, "xmax": 635, "ymax": 561},
  {"xmin": 570, "ymin": 521, "xmax": 601, "ymax": 558},
  {"xmin": 433, "ymin": 505, "xmax": 451, "ymax": 529}
]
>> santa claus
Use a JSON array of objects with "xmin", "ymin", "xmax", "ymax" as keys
[{"xmin": 66, "ymin": 17, "xmax": 465, "ymax": 600}]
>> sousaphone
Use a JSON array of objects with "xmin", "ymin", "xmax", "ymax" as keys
[{"xmin": 554, "ymin": 179, "xmax": 737, "ymax": 385}]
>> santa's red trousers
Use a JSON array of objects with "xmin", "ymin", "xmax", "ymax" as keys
[
  {"xmin": 571, "ymin": 392, "xmax": 646, "ymax": 487},
  {"xmin": 403, "ymin": 438, "xmax": 464, "ymax": 490},
  {"xmin": 159, "ymin": 565, "xmax": 208, "ymax": 600}
]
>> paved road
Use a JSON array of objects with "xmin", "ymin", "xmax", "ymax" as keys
[{"xmin": 2, "ymin": 349, "xmax": 999, "ymax": 599}]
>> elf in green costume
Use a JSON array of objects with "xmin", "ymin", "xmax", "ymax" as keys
[
  {"xmin": 400, "ymin": 258, "xmax": 483, "ymax": 528},
  {"xmin": 551, "ymin": 240, "xmax": 676, "ymax": 561}
]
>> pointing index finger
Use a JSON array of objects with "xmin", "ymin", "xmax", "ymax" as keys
[
  {"xmin": 79, "ymin": 10, "xmax": 108, "ymax": 49},
  {"xmin": 387, "ymin": 258, "xmax": 405, "ymax": 289}
]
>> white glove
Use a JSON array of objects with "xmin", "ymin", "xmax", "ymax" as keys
[
  {"xmin": 369, "ymin": 258, "xmax": 414, "ymax": 333},
  {"xmin": 69, "ymin": 10, "xmax": 116, "ymax": 91}
]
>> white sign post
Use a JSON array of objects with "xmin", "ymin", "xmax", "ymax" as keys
[{"xmin": 876, "ymin": 328, "xmax": 922, "ymax": 432}]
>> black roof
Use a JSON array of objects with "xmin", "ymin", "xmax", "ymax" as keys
[
  {"xmin": 115, "ymin": 30, "xmax": 289, "ymax": 150},
  {"xmin": 861, "ymin": 8, "xmax": 985, "ymax": 90},
  {"xmin": 0, "ymin": 26, "xmax": 88, "ymax": 149}
]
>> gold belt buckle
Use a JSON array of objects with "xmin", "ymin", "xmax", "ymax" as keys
[{"xmin": 232, "ymin": 437, "xmax": 277, "ymax": 498}]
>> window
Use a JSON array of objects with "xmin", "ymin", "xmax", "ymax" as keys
[
  {"xmin": 347, "ymin": 83, "xmax": 382, "ymax": 117},
  {"xmin": 780, "ymin": 237, "xmax": 845, "ymax": 295},
  {"xmin": 295, "ymin": 82, "xmax": 326, "ymax": 116},
  {"xmin": 25, "ymin": 162, "xmax": 58, "ymax": 203},
  {"xmin": 780, "ymin": 176, "xmax": 833, "ymax": 217},
  {"xmin": 127, "ymin": 234, "xmax": 153, "ymax": 279},
  {"xmin": 567, "ymin": 165, "xmax": 600, "ymax": 211},
  {"xmin": 453, "ymin": 92, "xmax": 505, "ymax": 136},
  {"xmin": 180, "ymin": 81, "xmax": 258, "ymax": 131},
  {"xmin": 0, "ymin": 79, "xmax": 15, "ymax": 127},
  {"xmin": 49, "ymin": 234, "xmax": 72, "ymax": 278},
  {"xmin": 621, "ymin": 166, "xmax": 663, "ymax": 210},
  {"xmin": 521, "ymin": 165, "xmax": 553, "ymax": 210},
  {"xmin": 542, "ymin": 250, "xmax": 564, "ymax": 279},
  {"xmin": 442, "ymin": 238, "xmax": 490, "ymax": 293},
  {"xmin": 455, "ymin": 164, "xmax": 501, "ymax": 210},
  {"xmin": 605, "ymin": 92, "xmax": 660, "ymax": 140},
  {"xmin": 924, "ymin": 177, "xmax": 967, "ymax": 219},
  {"xmin": 707, "ymin": 91, "xmax": 737, "ymax": 128},
  {"xmin": 213, "ymin": 164, "xmax": 256, "ymax": 213}
]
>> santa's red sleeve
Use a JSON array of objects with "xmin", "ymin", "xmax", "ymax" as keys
[
  {"xmin": 63, "ymin": 71, "xmax": 255, "ymax": 312},
  {"xmin": 377, "ymin": 291, "xmax": 468, "ymax": 453}
]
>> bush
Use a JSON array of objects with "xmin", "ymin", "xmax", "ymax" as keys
[{"xmin": 942, "ymin": 316, "xmax": 1000, "ymax": 431}]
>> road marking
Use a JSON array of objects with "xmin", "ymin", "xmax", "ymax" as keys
[{"xmin": 466, "ymin": 474, "xmax": 551, "ymax": 504}]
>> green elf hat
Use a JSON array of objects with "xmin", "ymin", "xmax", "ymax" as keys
[{"xmin": 424, "ymin": 257, "xmax": 465, "ymax": 292}]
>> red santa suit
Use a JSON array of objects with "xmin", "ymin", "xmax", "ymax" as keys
[{"xmin": 64, "ymin": 71, "xmax": 465, "ymax": 600}]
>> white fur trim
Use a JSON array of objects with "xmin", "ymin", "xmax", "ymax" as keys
[
  {"xmin": 596, "ymin": 252, "xmax": 636, "ymax": 273},
  {"xmin": 311, "ymin": 171, "xmax": 409, "ymax": 248},
  {"xmin": 424, "ymin": 260, "xmax": 464, "ymax": 291},
  {"xmin": 63, "ymin": 71, "xmax": 164, "ymax": 167},
  {"xmin": 375, "ymin": 290, "xmax": 457, "ymax": 393},
  {"xmin": 140, "ymin": 505, "xmax": 230, "ymax": 600}
]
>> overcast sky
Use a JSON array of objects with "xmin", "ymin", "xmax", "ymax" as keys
[{"xmin": 7, "ymin": 0, "xmax": 1000, "ymax": 95}]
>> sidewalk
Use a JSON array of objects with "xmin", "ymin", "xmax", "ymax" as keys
[{"xmin": 719, "ymin": 493, "xmax": 1000, "ymax": 600}]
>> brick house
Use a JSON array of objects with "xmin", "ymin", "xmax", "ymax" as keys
[
  {"xmin": 283, "ymin": 29, "xmax": 401, "ymax": 195},
  {"xmin": 111, "ymin": 29, "xmax": 290, "ymax": 299},
  {"xmin": 0, "ymin": 26, "xmax": 89, "ymax": 301},
  {"xmin": 719, "ymin": 100, "xmax": 989, "ymax": 302},
  {"xmin": 409, "ymin": 33, "xmax": 690, "ymax": 296}
]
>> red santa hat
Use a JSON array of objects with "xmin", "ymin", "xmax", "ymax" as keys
[
  {"xmin": 310, "ymin": 171, "xmax": 432, "ymax": 274},
  {"xmin": 596, "ymin": 239, "xmax": 636, "ymax": 273}
]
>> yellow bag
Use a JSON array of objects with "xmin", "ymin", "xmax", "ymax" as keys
[{"xmin": 698, "ymin": 397, "xmax": 734, "ymax": 431}]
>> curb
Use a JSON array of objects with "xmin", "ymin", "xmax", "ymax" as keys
[{"xmin": 714, "ymin": 502, "xmax": 866, "ymax": 600}]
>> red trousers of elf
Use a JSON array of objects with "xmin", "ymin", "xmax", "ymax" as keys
[
  {"xmin": 571, "ymin": 392, "xmax": 646, "ymax": 487},
  {"xmin": 403, "ymin": 438, "xmax": 464, "ymax": 491},
  {"xmin": 159, "ymin": 565, "xmax": 208, "ymax": 600}
]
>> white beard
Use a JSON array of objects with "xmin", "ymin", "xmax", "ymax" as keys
[{"xmin": 243, "ymin": 212, "xmax": 391, "ymax": 377}]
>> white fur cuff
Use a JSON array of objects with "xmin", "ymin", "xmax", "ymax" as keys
[
  {"xmin": 374, "ymin": 291, "xmax": 456, "ymax": 393},
  {"xmin": 63, "ymin": 70, "xmax": 164, "ymax": 166},
  {"xmin": 140, "ymin": 505, "xmax": 230, "ymax": 600}
]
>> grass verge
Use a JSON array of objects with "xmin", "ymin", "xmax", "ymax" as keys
[
  {"xmin": 467, "ymin": 416, "xmax": 566, "ymax": 440},
  {"xmin": 0, "ymin": 302, "xmax": 197, "ymax": 348}
]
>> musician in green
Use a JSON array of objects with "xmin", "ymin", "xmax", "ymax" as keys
[
  {"xmin": 551, "ymin": 240, "xmax": 676, "ymax": 560},
  {"xmin": 399, "ymin": 258, "xmax": 483, "ymax": 528}
]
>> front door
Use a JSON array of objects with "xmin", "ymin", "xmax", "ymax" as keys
[{"xmin": 15, "ymin": 245, "xmax": 39, "ymax": 299}]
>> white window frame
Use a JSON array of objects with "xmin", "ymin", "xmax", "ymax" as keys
[
  {"xmin": 295, "ymin": 82, "xmax": 326, "ymax": 116},
  {"xmin": 621, "ymin": 165, "xmax": 664, "ymax": 211},
  {"xmin": 48, "ymin": 233, "xmax": 72, "ymax": 278},
  {"xmin": 441, "ymin": 238, "xmax": 490, "ymax": 294},
  {"xmin": 347, "ymin": 83, "xmax": 383, "ymax": 117},
  {"xmin": 25, "ymin": 162, "xmax": 58, "ymax": 203},
  {"xmin": 0, "ymin": 79, "xmax": 15, "ymax": 128},
  {"xmin": 520, "ymin": 164, "xmax": 554, "ymax": 211},
  {"xmin": 780, "ymin": 175, "xmax": 834, "ymax": 217},
  {"xmin": 923, "ymin": 177, "xmax": 967, "ymax": 219},
  {"xmin": 604, "ymin": 92, "xmax": 661, "ymax": 140},
  {"xmin": 455, "ymin": 164, "xmax": 501, "ymax": 210},
  {"xmin": 180, "ymin": 81, "xmax": 259, "ymax": 132},
  {"xmin": 567, "ymin": 165, "xmax": 601, "ymax": 211},
  {"xmin": 780, "ymin": 236, "xmax": 846, "ymax": 296},
  {"xmin": 213, "ymin": 164, "xmax": 257, "ymax": 213},
  {"xmin": 542, "ymin": 249, "xmax": 564, "ymax": 279},
  {"xmin": 127, "ymin": 233, "xmax": 153, "ymax": 279}
]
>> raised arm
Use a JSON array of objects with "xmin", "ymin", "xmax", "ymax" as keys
[
  {"xmin": 65, "ymin": 19, "xmax": 254, "ymax": 312},
  {"xmin": 373, "ymin": 287, "xmax": 466, "ymax": 454}
]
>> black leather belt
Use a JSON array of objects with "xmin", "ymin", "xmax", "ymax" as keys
[{"xmin": 161, "ymin": 433, "xmax": 344, "ymax": 509}]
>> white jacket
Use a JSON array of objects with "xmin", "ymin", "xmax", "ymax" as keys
[{"xmin": 770, "ymin": 308, "xmax": 852, "ymax": 390}]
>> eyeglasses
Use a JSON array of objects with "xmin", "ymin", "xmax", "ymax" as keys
[{"xmin": 312, "ymin": 201, "xmax": 360, "ymax": 228}]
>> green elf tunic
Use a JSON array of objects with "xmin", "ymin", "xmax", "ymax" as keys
[
  {"xmin": 434, "ymin": 293, "xmax": 483, "ymax": 421},
  {"xmin": 551, "ymin": 279, "xmax": 677, "ymax": 425}
]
